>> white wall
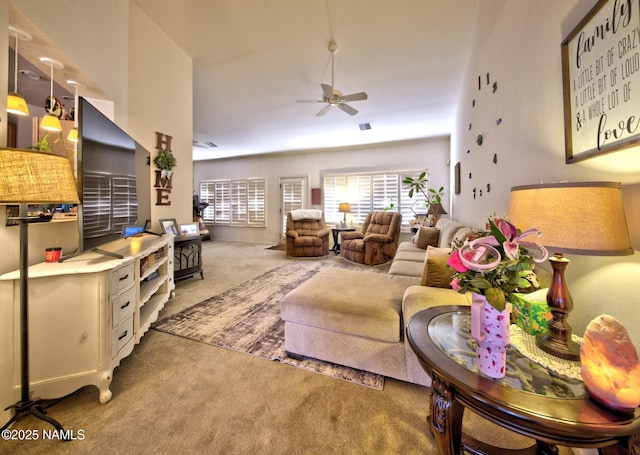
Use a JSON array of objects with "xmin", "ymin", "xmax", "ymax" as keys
[
  {"xmin": 193, "ymin": 137, "xmax": 450, "ymax": 244},
  {"xmin": 452, "ymin": 0, "xmax": 640, "ymax": 346}
]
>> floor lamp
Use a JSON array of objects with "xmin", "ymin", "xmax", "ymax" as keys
[
  {"xmin": 0, "ymin": 148, "xmax": 79, "ymax": 431},
  {"xmin": 508, "ymin": 182, "xmax": 633, "ymax": 360}
]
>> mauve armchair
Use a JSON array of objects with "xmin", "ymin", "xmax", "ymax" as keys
[{"xmin": 340, "ymin": 211, "xmax": 402, "ymax": 265}]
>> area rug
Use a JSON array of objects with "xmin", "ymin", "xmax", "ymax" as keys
[
  {"xmin": 152, "ymin": 261, "xmax": 384, "ymax": 389},
  {"xmin": 266, "ymin": 243, "xmax": 285, "ymax": 250}
]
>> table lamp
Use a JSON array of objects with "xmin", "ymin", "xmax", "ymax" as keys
[
  {"xmin": 508, "ymin": 182, "xmax": 633, "ymax": 360},
  {"xmin": 0, "ymin": 148, "xmax": 79, "ymax": 433},
  {"xmin": 339, "ymin": 203, "xmax": 351, "ymax": 226},
  {"xmin": 427, "ymin": 202, "xmax": 447, "ymax": 226}
]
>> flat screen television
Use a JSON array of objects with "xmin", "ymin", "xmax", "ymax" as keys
[{"xmin": 78, "ymin": 97, "xmax": 151, "ymax": 251}]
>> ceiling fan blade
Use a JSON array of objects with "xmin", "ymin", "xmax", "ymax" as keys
[
  {"xmin": 321, "ymin": 83, "xmax": 334, "ymax": 98},
  {"xmin": 297, "ymin": 99, "xmax": 323, "ymax": 103},
  {"xmin": 316, "ymin": 105, "xmax": 332, "ymax": 117},
  {"xmin": 338, "ymin": 103, "xmax": 358, "ymax": 116},
  {"xmin": 340, "ymin": 92, "xmax": 368, "ymax": 102}
]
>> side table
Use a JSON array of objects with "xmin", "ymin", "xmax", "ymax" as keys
[
  {"xmin": 330, "ymin": 227, "xmax": 355, "ymax": 254},
  {"xmin": 174, "ymin": 235, "xmax": 204, "ymax": 281},
  {"xmin": 407, "ymin": 305, "xmax": 640, "ymax": 455}
]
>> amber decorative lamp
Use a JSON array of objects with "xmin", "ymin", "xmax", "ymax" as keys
[
  {"xmin": 508, "ymin": 182, "xmax": 633, "ymax": 361},
  {"xmin": 7, "ymin": 25, "xmax": 32, "ymax": 116},
  {"xmin": 339, "ymin": 202, "xmax": 351, "ymax": 225},
  {"xmin": 0, "ymin": 149, "xmax": 79, "ymax": 433}
]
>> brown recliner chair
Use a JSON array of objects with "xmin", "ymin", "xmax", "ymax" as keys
[
  {"xmin": 285, "ymin": 209, "xmax": 330, "ymax": 257},
  {"xmin": 340, "ymin": 211, "xmax": 402, "ymax": 265}
]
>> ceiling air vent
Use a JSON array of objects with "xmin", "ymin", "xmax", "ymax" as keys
[
  {"xmin": 193, "ymin": 140, "xmax": 218, "ymax": 149},
  {"xmin": 358, "ymin": 123, "xmax": 371, "ymax": 131}
]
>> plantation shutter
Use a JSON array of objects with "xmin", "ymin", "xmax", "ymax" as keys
[
  {"xmin": 83, "ymin": 172, "xmax": 112, "ymax": 237},
  {"xmin": 281, "ymin": 180, "xmax": 303, "ymax": 235},
  {"xmin": 323, "ymin": 175, "xmax": 347, "ymax": 224},
  {"xmin": 247, "ymin": 178, "xmax": 266, "ymax": 226}
]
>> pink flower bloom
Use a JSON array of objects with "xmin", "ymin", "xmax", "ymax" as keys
[
  {"xmin": 451, "ymin": 277, "xmax": 461, "ymax": 291},
  {"xmin": 447, "ymin": 250, "xmax": 468, "ymax": 273}
]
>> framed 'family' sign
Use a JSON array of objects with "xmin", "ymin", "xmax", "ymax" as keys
[{"xmin": 561, "ymin": 0, "xmax": 640, "ymax": 163}]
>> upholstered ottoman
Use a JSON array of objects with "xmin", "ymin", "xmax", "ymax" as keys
[{"xmin": 281, "ymin": 268, "xmax": 420, "ymax": 381}]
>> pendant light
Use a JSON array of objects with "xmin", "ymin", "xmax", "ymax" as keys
[
  {"xmin": 7, "ymin": 25, "xmax": 32, "ymax": 116},
  {"xmin": 40, "ymin": 57, "xmax": 64, "ymax": 132},
  {"xmin": 66, "ymin": 80, "xmax": 85, "ymax": 143}
]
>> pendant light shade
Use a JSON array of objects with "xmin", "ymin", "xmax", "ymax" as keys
[
  {"xmin": 7, "ymin": 25, "xmax": 32, "ymax": 116},
  {"xmin": 41, "ymin": 113, "xmax": 63, "ymax": 132},
  {"xmin": 66, "ymin": 80, "xmax": 85, "ymax": 143},
  {"xmin": 40, "ymin": 57, "xmax": 64, "ymax": 132}
]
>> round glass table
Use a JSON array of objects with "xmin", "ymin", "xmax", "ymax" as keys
[{"xmin": 407, "ymin": 305, "xmax": 640, "ymax": 455}]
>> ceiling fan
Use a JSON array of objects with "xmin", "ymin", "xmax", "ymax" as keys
[{"xmin": 298, "ymin": 41, "xmax": 368, "ymax": 116}]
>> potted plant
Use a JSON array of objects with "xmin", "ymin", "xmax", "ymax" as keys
[
  {"xmin": 402, "ymin": 171, "xmax": 444, "ymax": 221},
  {"xmin": 153, "ymin": 149, "xmax": 177, "ymax": 178}
]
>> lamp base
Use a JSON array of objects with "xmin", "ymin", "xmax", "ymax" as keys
[
  {"xmin": 536, "ymin": 332, "xmax": 580, "ymax": 361},
  {"xmin": 2, "ymin": 398, "xmax": 66, "ymax": 436}
]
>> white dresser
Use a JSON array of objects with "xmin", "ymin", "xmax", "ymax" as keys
[{"xmin": 0, "ymin": 234, "xmax": 174, "ymax": 411}]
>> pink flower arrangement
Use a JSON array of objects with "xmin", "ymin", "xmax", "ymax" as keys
[{"xmin": 447, "ymin": 216, "xmax": 548, "ymax": 311}]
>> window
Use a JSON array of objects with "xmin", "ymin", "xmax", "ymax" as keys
[
  {"xmin": 83, "ymin": 171, "xmax": 137, "ymax": 237},
  {"xmin": 200, "ymin": 178, "xmax": 266, "ymax": 227},
  {"xmin": 323, "ymin": 170, "xmax": 425, "ymax": 228}
]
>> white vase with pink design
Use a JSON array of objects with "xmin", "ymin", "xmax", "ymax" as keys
[{"xmin": 470, "ymin": 292, "xmax": 511, "ymax": 379}]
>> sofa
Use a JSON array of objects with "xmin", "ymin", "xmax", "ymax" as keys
[{"xmin": 281, "ymin": 218, "xmax": 475, "ymax": 387}]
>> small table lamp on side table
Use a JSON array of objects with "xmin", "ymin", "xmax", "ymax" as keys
[
  {"xmin": 338, "ymin": 203, "xmax": 351, "ymax": 227},
  {"xmin": 0, "ymin": 149, "xmax": 79, "ymax": 434},
  {"xmin": 508, "ymin": 182, "xmax": 633, "ymax": 361}
]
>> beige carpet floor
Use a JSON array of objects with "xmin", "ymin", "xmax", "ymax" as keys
[{"xmin": 1, "ymin": 241, "xmax": 576, "ymax": 454}]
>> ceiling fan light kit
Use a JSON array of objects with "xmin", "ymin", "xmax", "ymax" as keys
[{"xmin": 297, "ymin": 41, "xmax": 368, "ymax": 117}]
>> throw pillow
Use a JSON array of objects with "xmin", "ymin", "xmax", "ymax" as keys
[
  {"xmin": 421, "ymin": 246, "xmax": 453, "ymax": 288},
  {"xmin": 414, "ymin": 226, "xmax": 440, "ymax": 249}
]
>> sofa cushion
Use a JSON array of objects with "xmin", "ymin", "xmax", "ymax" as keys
[
  {"xmin": 281, "ymin": 268, "xmax": 419, "ymax": 342},
  {"xmin": 420, "ymin": 246, "xmax": 453, "ymax": 288},
  {"xmin": 452, "ymin": 227, "xmax": 473, "ymax": 246},
  {"xmin": 388, "ymin": 260, "xmax": 424, "ymax": 277},
  {"xmin": 436, "ymin": 218, "xmax": 467, "ymax": 248},
  {"xmin": 393, "ymin": 250, "xmax": 426, "ymax": 263},
  {"xmin": 414, "ymin": 226, "xmax": 440, "ymax": 249}
]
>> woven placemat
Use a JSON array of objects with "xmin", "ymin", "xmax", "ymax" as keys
[{"xmin": 509, "ymin": 324, "xmax": 583, "ymax": 381}]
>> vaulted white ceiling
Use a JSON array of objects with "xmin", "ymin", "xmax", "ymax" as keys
[{"xmin": 134, "ymin": 0, "xmax": 478, "ymax": 160}]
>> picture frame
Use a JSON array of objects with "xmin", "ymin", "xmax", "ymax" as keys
[
  {"xmin": 159, "ymin": 218, "xmax": 178, "ymax": 236},
  {"xmin": 561, "ymin": 0, "xmax": 640, "ymax": 163},
  {"xmin": 178, "ymin": 222, "xmax": 199, "ymax": 237}
]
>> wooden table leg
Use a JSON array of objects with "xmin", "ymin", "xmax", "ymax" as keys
[{"xmin": 428, "ymin": 373, "xmax": 464, "ymax": 455}]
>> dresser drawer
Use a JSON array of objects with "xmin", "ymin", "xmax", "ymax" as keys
[
  {"xmin": 110, "ymin": 262, "xmax": 135, "ymax": 295},
  {"xmin": 112, "ymin": 286, "xmax": 136, "ymax": 328},
  {"xmin": 111, "ymin": 315, "xmax": 134, "ymax": 358}
]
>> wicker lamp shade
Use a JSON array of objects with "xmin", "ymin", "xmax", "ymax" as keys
[{"xmin": 0, "ymin": 148, "xmax": 79, "ymax": 204}]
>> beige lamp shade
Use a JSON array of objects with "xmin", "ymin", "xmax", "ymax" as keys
[
  {"xmin": 7, "ymin": 93, "xmax": 30, "ymax": 116},
  {"xmin": 0, "ymin": 148, "xmax": 79, "ymax": 204},
  {"xmin": 339, "ymin": 203, "xmax": 351, "ymax": 213},
  {"xmin": 508, "ymin": 182, "xmax": 632, "ymax": 256}
]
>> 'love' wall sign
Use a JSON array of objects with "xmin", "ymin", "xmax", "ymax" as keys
[{"xmin": 561, "ymin": 0, "xmax": 640, "ymax": 163}]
